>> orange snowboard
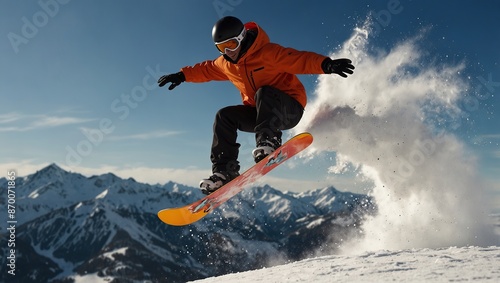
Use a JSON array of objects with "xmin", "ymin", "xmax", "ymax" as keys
[{"xmin": 158, "ymin": 133, "xmax": 313, "ymax": 226}]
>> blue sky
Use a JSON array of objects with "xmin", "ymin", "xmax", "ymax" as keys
[{"xmin": 1, "ymin": 1, "xmax": 499, "ymax": 208}]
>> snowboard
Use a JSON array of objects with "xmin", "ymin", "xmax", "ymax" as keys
[{"xmin": 157, "ymin": 132, "xmax": 313, "ymax": 226}]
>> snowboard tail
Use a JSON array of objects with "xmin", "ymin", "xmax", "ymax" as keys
[{"xmin": 158, "ymin": 132, "xmax": 313, "ymax": 226}]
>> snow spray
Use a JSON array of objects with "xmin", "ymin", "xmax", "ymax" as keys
[{"xmin": 294, "ymin": 18, "xmax": 499, "ymax": 253}]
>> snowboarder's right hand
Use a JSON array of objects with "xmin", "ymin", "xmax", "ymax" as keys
[{"xmin": 158, "ymin": 72, "xmax": 186, "ymax": 90}]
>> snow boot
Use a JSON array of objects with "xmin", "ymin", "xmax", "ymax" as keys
[
  {"xmin": 199, "ymin": 171, "xmax": 239, "ymax": 195},
  {"xmin": 252, "ymin": 137, "xmax": 281, "ymax": 163}
]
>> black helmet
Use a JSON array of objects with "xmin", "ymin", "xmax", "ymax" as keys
[{"xmin": 212, "ymin": 16, "xmax": 244, "ymax": 43}]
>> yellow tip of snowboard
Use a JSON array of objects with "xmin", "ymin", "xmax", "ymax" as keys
[{"xmin": 158, "ymin": 204, "xmax": 210, "ymax": 226}]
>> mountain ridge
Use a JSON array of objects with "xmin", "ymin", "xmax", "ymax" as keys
[{"xmin": 0, "ymin": 164, "xmax": 375, "ymax": 282}]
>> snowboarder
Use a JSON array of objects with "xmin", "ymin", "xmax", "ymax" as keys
[{"xmin": 158, "ymin": 16, "xmax": 354, "ymax": 195}]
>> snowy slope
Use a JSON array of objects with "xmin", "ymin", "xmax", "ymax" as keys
[{"xmin": 191, "ymin": 246, "xmax": 500, "ymax": 283}]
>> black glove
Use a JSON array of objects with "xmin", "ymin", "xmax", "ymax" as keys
[
  {"xmin": 321, "ymin": 58, "xmax": 355, "ymax": 78},
  {"xmin": 158, "ymin": 72, "xmax": 186, "ymax": 90}
]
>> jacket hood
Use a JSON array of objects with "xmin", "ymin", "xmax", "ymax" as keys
[
  {"xmin": 222, "ymin": 22, "xmax": 269, "ymax": 63},
  {"xmin": 239, "ymin": 22, "xmax": 269, "ymax": 61}
]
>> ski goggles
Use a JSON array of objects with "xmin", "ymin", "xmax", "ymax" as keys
[{"xmin": 215, "ymin": 28, "xmax": 246, "ymax": 54}]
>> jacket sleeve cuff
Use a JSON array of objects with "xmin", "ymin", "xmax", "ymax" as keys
[{"xmin": 321, "ymin": 57, "xmax": 332, "ymax": 74}]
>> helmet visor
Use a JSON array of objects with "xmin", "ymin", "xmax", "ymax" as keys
[{"xmin": 215, "ymin": 27, "xmax": 246, "ymax": 54}]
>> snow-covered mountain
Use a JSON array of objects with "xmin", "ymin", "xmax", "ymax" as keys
[{"xmin": 0, "ymin": 164, "xmax": 374, "ymax": 283}]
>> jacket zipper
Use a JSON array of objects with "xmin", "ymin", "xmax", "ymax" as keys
[{"xmin": 244, "ymin": 59, "xmax": 258, "ymax": 92}]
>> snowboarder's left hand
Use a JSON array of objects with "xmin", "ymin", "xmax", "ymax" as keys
[
  {"xmin": 158, "ymin": 72, "xmax": 186, "ymax": 90},
  {"xmin": 321, "ymin": 58, "xmax": 355, "ymax": 78}
]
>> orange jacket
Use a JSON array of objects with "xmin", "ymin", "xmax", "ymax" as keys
[{"xmin": 181, "ymin": 22, "xmax": 328, "ymax": 108}]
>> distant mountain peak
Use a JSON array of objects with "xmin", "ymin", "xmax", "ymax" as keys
[
  {"xmin": 90, "ymin": 172, "xmax": 121, "ymax": 188},
  {"xmin": 43, "ymin": 163, "xmax": 65, "ymax": 172},
  {"xmin": 27, "ymin": 163, "xmax": 67, "ymax": 182}
]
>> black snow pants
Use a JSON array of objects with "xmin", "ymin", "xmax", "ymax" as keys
[{"xmin": 210, "ymin": 86, "xmax": 304, "ymax": 173}]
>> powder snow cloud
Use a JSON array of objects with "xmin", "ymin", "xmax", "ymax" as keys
[{"xmin": 295, "ymin": 18, "xmax": 499, "ymax": 252}]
